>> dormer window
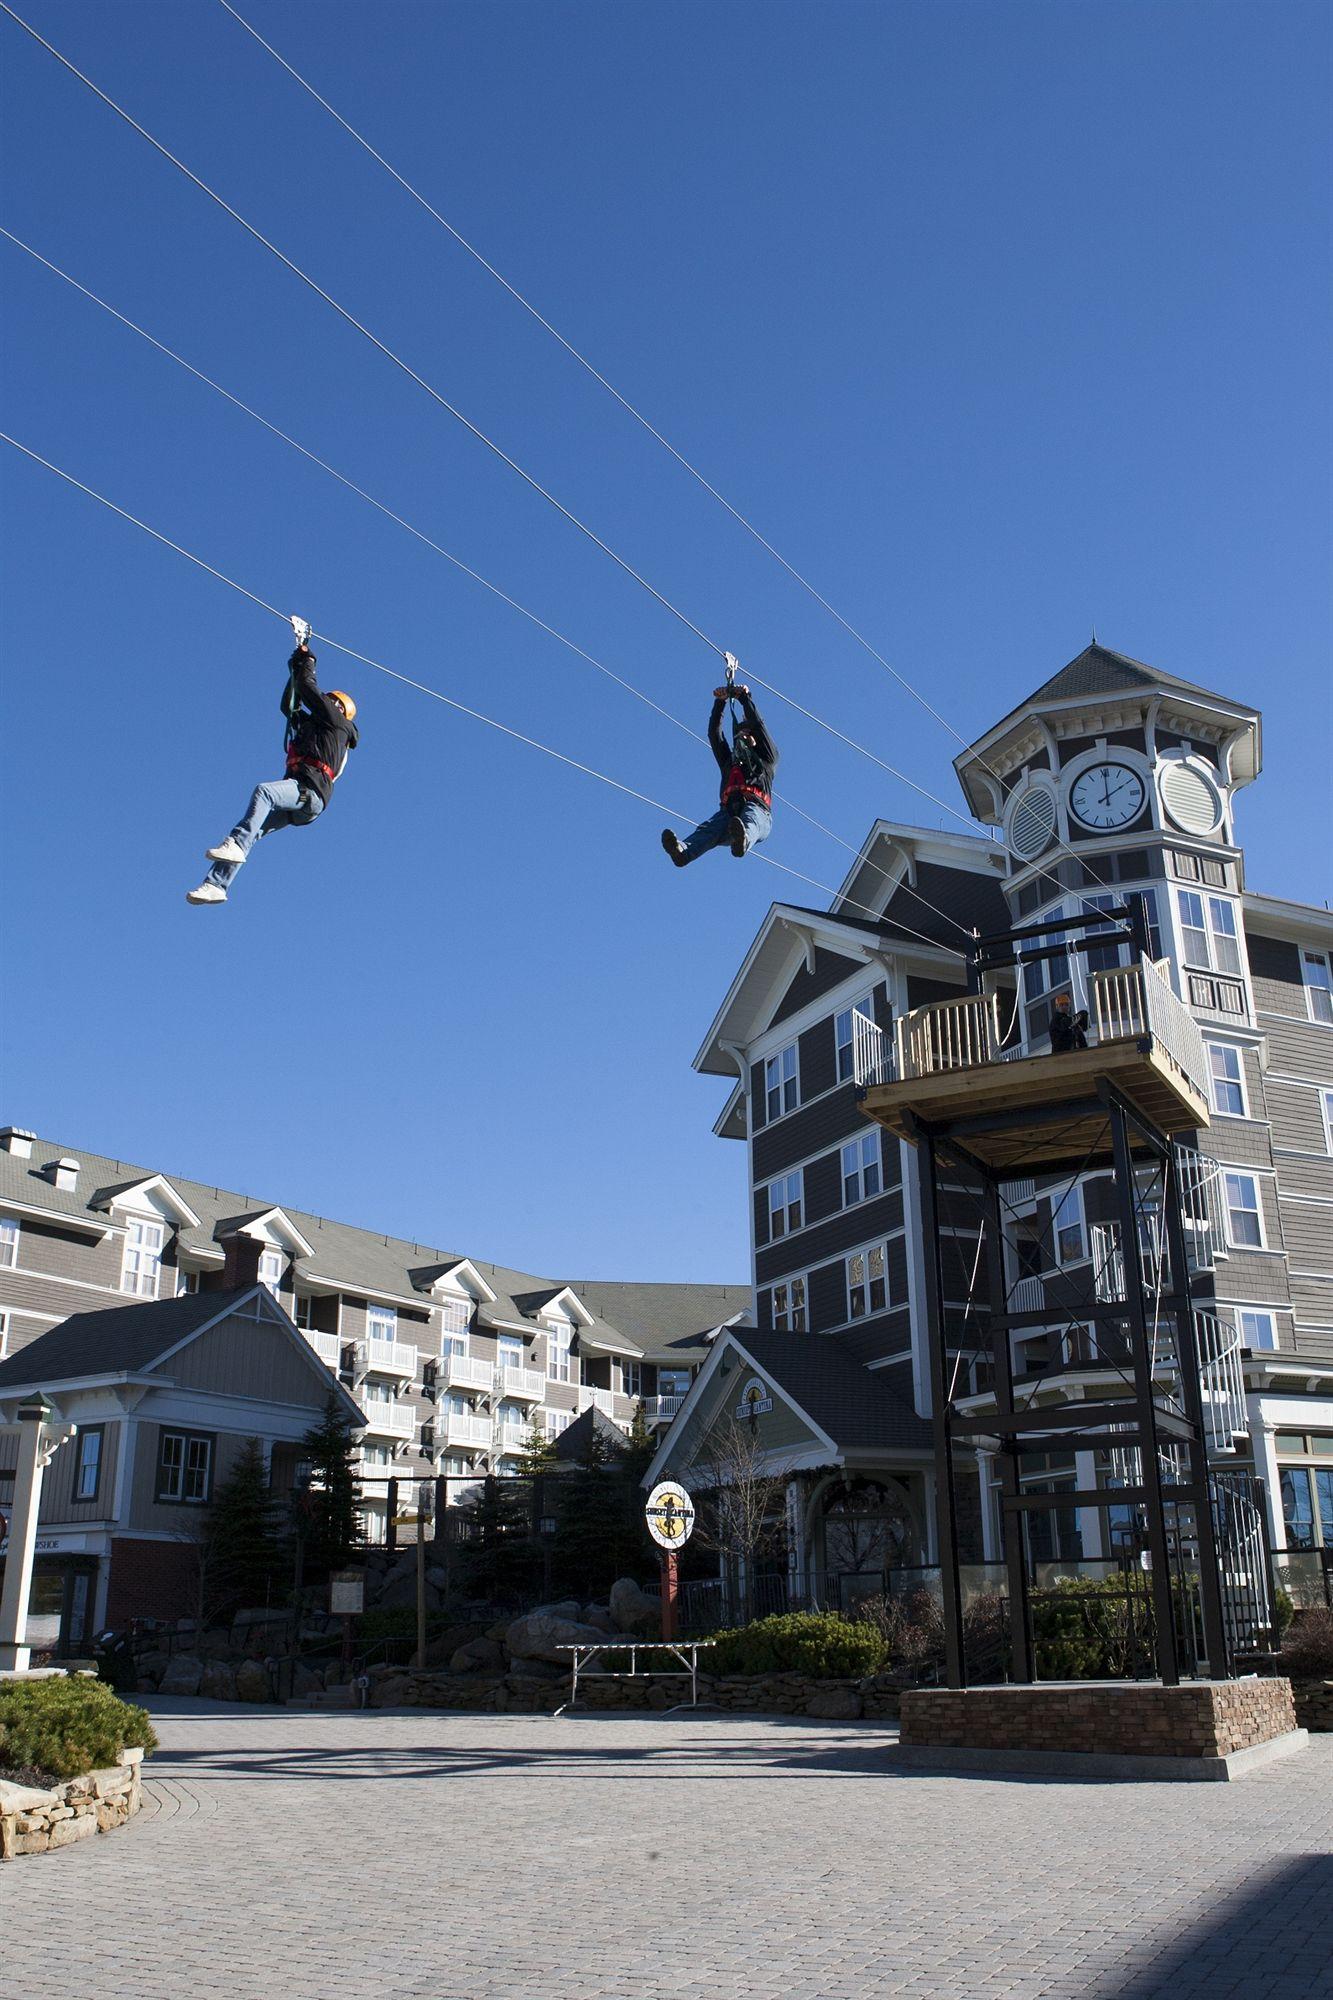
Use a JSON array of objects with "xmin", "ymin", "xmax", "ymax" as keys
[
  {"xmin": 121, "ymin": 1215, "xmax": 165, "ymax": 1297},
  {"xmin": 439, "ymin": 1296, "xmax": 471, "ymax": 1340},
  {"xmin": 0, "ymin": 1216, "xmax": 17, "ymax": 1270},
  {"xmin": 1302, "ymin": 950, "xmax": 1333, "ymax": 1025},
  {"xmin": 258, "ymin": 1246, "xmax": 284, "ymax": 1296},
  {"xmin": 546, "ymin": 1317, "xmax": 573, "ymax": 1382}
]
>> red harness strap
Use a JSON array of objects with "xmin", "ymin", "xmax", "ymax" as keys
[
  {"xmin": 286, "ymin": 747, "xmax": 336, "ymax": 786},
  {"xmin": 721, "ymin": 761, "xmax": 771, "ymax": 809}
]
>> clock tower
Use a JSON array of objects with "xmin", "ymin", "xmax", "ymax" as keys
[{"xmin": 952, "ymin": 643, "xmax": 1262, "ymax": 1047}]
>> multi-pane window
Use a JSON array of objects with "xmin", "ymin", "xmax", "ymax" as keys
[
  {"xmin": 1053, "ymin": 1185, "xmax": 1085, "ymax": 1264},
  {"xmin": 0, "ymin": 1310, "xmax": 9, "ymax": 1360},
  {"xmin": 1177, "ymin": 891, "xmax": 1242, "ymax": 974},
  {"xmin": 497, "ymin": 1334, "xmax": 524, "ymax": 1374},
  {"xmin": 764, "ymin": 1043, "xmax": 798, "ymax": 1121},
  {"xmin": 835, "ymin": 996, "xmax": 876, "ymax": 1083},
  {"xmin": 543, "ymin": 1408, "xmax": 572, "ymax": 1439},
  {"xmin": 439, "ymin": 1296, "xmax": 471, "ymax": 1339},
  {"xmin": 841, "ymin": 1133, "xmax": 882, "ymax": 1207},
  {"xmin": 847, "ymin": 1245, "xmax": 887, "ymax": 1320},
  {"xmin": 1303, "ymin": 950, "xmax": 1333, "ymax": 1025},
  {"xmin": 1208, "ymin": 1043, "xmax": 1247, "ymax": 1117},
  {"xmin": 621, "ymin": 1360, "xmax": 642, "ymax": 1398},
  {"xmin": 1236, "ymin": 1309, "xmax": 1277, "ymax": 1351},
  {"xmin": 1322, "ymin": 1090, "xmax": 1333, "ymax": 1156},
  {"xmin": 766, "ymin": 1171, "xmax": 802, "ymax": 1239},
  {"xmin": 1223, "ymin": 1172, "xmax": 1263, "ymax": 1249},
  {"xmin": 771, "ymin": 1278, "xmax": 807, "ymax": 1333},
  {"xmin": 74, "ymin": 1426, "xmax": 103, "ymax": 1502},
  {"xmin": 367, "ymin": 1303, "xmax": 397, "ymax": 1343},
  {"xmin": 546, "ymin": 1319, "xmax": 573, "ymax": 1382},
  {"xmin": 1276, "ymin": 1434, "xmax": 1333, "ymax": 1550},
  {"xmin": 658, "ymin": 1368, "xmax": 691, "ymax": 1399},
  {"xmin": 156, "ymin": 1430, "xmax": 213, "ymax": 1504},
  {"xmin": 0, "ymin": 1216, "xmax": 17, "ymax": 1269},
  {"xmin": 258, "ymin": 1247, "xmax": 284, "ymax": 1296},
  {"xmin": 121, "ymin": 1216, "xmax": 165, "ymax": 1297}
]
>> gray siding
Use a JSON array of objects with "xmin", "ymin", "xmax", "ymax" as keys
[
  {"xmin": 771, "ymin": 947, "xmax": 866, "ymax": 1029},
  {"xmin": 752, "ymin": 1082, "xmax": 870, "ymax": 1181},
  {"xmin": 755, "ymin": 1191, "xmax": 905, "ymax": 1287},
  {"xmin": 1265, "ymin": 1076, "xmax": 1331, "ymax": 1155},
  {"xmin": 159, "ymin": 1312, "xmax": 337, "ymax": 1409},
  {"xmin": 129, "ymin": 1424, "xmax": 250, "ymax": 1535},
  {"xmin": 37, "ymin": 1419, "xmax": 122, "ymax": 1525}
]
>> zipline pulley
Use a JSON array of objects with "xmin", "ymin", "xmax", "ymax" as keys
[
  {"xmin": 283, "ymin": 613, "xmax": 313, "ymax": 747},
  {"xmin": 723, "ymin": 650, "xmax": 742, "ymax": 718}
]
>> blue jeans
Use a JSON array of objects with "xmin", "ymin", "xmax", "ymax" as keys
[
  {"xmin": 680, "ymin": 798, "xmax": 771, "ymax": 864},
  {"xmin": 204, "ymin": 777, "xmax": 323, "ymax": 888}
]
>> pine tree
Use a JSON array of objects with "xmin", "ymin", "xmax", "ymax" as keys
[
  {"xmin": 200, "ymin": 1437, "xmax": 287, "ymax": 1623},
  {"xmin": 298, "ymin": 1393, "xmax": 363, "ymax": 1580},
  {"xmin": 455, "ymin": 1473, "xmax": 538, "ymax": 1602},
  {"xmin": 551, "ymin": 1425, "xmax": 652, "ymax": 1601}
]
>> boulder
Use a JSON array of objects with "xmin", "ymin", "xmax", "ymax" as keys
[
  {"xmin": 425, "ymin": 1566, "xmax": 451, "ymax": 1592},
  {"xmin": 158, "ymin": 1654, "xmax": 203, "ymax": 1696},
  {"xmin": 374, "ymin": 1675, "xmax": 414, "ymax": 1707},
  {"xmin": 504, "ymin": 1611, "xmax": 613, "ymax": 1665},
  {"xmin": 200, "ymin": 1661, "xmax": 237, "ymax": 1702},
  {"xmin": 291, "ymin": 1660, "xmax": 326, "ymax": 1697},
  {"xmin": 504, "ymin": 1656, "xmax": 566, "ymax": 1683},
  {"xmin": 531, "ymin": 1599, "xmax": 582, "ymax": 1622},
  {"xmin": 608, "ymin": 1578, "xmax": 661, "ymax": 1637},
  {"xmin": 451, "ymin": 1637, "xmax": 506, "ymax": 1673},
  {"xmin": 582, "ymin": 1605, "xmax": 618, "ymax": 1636},
  {"xmin": 134, "ymin": 1650, "xmax": 171, "ymax": 1689},
  {"xmin": 805, "ymin": 1687, "xmax": 863, "ymax": 1720},
  {"xmin": 234, "ymin": 1658, "xmax": 273, "ymax": 1703},
  {"xmin": 424, "ymin": 1622, "xmax": 488, "ymax": 1669}
]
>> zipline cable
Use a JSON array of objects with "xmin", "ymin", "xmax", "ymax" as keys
[
  {"xmin": 2, "ymin": 3, "xmax": 1097, "ymax": 916},
  {"xmin": 0, "ymin": 432, "xmax": 969, "ymax": 962},
  {"xmin": 0, "ymin": 1, "xmax": 722, "ymax": 659},
  {"xmin": 214, "ymin": 0, "xmax": 1120, "ymax": 908},
  {"xmin": 1, "ymin": 228, "xmax": 976, "ymax": 948}
]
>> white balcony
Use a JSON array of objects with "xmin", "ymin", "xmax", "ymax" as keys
[
  {"xmin": 302, "ymin": 1329, "xmax": 341, "ymax": 1369},
  {"xmin": 441, "ymin": 1410, "xmax": 492, "ymax": 1451},
  {"xmin": 642, "ymin": 1393, "xmax": 685, "ymax": 1425},
  {"xmin": 496, "ymin": 1421, "xmax": 529, "ymax": 1454},
  {"xmin": 496, "ymin": 1364, "xmax": 545, "ymax": 1403},
  {"xmin": 1008, "ymin": 1274, "xmax": 1046, "ymax": 1317},
  {"xmin": 357, "ymin": 1397, "xmax": 416, "ymax": 1441},
  {"xmin": 440, "ymin": 1352, "xmax": 493, "ymax": 1395},
  {"xmin": 358, "ymin": 1337, "xmax": 418, "ymax": 1381},
  {"xmin": 578, "ymin": 1384, "xmax": 619, "ymax": 1420}
]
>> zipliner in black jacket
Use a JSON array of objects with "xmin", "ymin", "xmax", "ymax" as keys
[
  {"xmin": 708, "ymin": 689, "xmax": 778, "ymax": 808},
  {"xmin": 283, "ymin": 649, "xmax": 359, "ymax": 809}
]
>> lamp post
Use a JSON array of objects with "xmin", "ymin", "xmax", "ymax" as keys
[{"xmin": 0, "ymin": 1394, "xmax": 74, "ymax": 1673}]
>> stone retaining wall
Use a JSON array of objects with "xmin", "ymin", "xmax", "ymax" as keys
[
  {"xmin": 0, "ymin": 1748, "xmax": 143, "ymax": 1861},
  {"xmin": 355, "ymin": 1667, "xmax": 906, "ymax": 1720},
  {"xmin": 900, "ymin": 1680, "xmax": 1298, "ymax": 1760},
  {"xmin": 1292, "ymin": 1680, "xmax": 1333, "ymax": 1732}
]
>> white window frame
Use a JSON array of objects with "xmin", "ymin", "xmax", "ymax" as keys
[
  {"xmin": 438, "ymin": 1295, "xmax": 471, "ymax": 1340},
  {"xmin": 0, "ymin": 1216, "xmax": 17, "ymax": 1270},
  {"xmin": 1236, "ymin": 1309, "xmax": 1277, "ymax": 1352},
  {"xmin": 543, "ymin": 1407, "xmax": 573, "ymax": 1439},
  {"xmin": 1177, "ymin": 889, "xmax": 1243, "ymax": 976},
  {"xmin": 845, "ymin": 1242, "xmax": 888, "ymax": 1321},
  {"xmin": 1223, "ymin": 1172, "xmax": 1264, "ymax": 1250},
  {"xmin": 766, "ymin": 1169, "xmax": 803, "ymax": 1240},
  {"xmin": 1302, "ymin": 949, "xmax": 1333, "ymax": 1025},
  {"xmin": 366, "ymin": 1302, "xmax": 397, "ymax": 1344},
  {"xmin": 1207, "ymin": 1042, "xmax": 1248, "ymax": 1118},
  {"xmin": 1053, "ymin": 1184, "xmax": 1086, "ymax": 1265},
  {"xmin": 121, "ymin": 1214, "xmax": 165, "ymax": 1298},
  {"xmin": 1322, "ymin": 1089, "xmax": 1333, "ymax": 1156},
  {"xmin": 0, "ymin": 1309, "xmax": 8, "ymax": 1360},
  {"xmin": 157, "ymin": 1430, "xmax": 212, "ymax": 1505},
  {"xmin": 258, "ymin": 1246, "xmax": 284, "ymax": 1296},
  {"xmin": 771, "ymin": 1276, "xmax": 808, "ymax": 1333},
  {"xmin": 497, "ymin": 1333, "xmax": 524, "ymax": 1370},
  {"xmin": 764, "ymin": 1042, "xmax": 799, "ymax": 1122},
  {"xmin": 834, "ymin": 995, "xmax": 877, "ymax": 1084},
  {"xmin": 546, "ymin": 1317, "xmax": 573, "ymax": 1383},
  {"xmin": 621, "ymin": 1360, "xmax": 642, "ymax": 1398},
  {"xmin": 841, "ymin": 1132, "xmax": 882, "ymax": 1208},
  {"xmin": 74, "ymin": 1426, "xmax": 103, "ymax": 1502}
]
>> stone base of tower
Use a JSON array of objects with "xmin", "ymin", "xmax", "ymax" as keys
[{"xmin": 890, "ymin": 1680, "xmax": 1307, "ymax": 1782}]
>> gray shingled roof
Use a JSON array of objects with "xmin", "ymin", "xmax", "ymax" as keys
[
  {"xmin": 0, "ymin": 1136, "xmax": 742, "ymax": 1364},
  {"xmin": 552, "ymin": 1405, "xmax": 631, "ymax": 1462},
  {"xmin": 726, "ymin": 1330, "xmax": 932, "ymax": 1453},
  {"xmin": 0, "ymin": 1288, "xmax": 252, "ymax": 1386},
  {"xmin": 976, "ymin": 645, "xmax": 1256, "ymax": 750}
]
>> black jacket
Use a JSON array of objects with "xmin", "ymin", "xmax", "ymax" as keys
[
  {"xmin": 708, "ymin": 691, "xmax": 778, "ymax": 807},
  {"xmin": 1049, "ymin": 1007, "xmax": 1089, "ymax": 1053},
  {"xmin": 282, "ymin": 650, "xmax": 359, "ymax": 808}
]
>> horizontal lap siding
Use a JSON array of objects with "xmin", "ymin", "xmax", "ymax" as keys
[
  {"xmin": 771, "ymin": 948, "xmax": 867, "ymax": 1029},
  {"xmin": 804, "ymin": 1152, "xmax": 844, "ymax": 1227},
  {"xmin": 2, "ymin": 1216, "xmax": 124, "ymax": 1290},
  {"xmin": 1279, "ymin": 1198, "xmax": 1333, "ymax": 1271},
  {"xmin": 839, "ymin": 1310, "xmax": 914, "ymax": 1367},
  {"xmin": 1265, "ymin": 1078, "xmax": 1331, "ymax": 1156},
  {"xmin": 1273, "ymin": 1152, "xmax": 1333, "ymax": 1199},
  {"xmin": 753, "ymin": 1081, "xmax": 869, "ymax": 1181},
  {"xmin": 755, "ymin": 1190, "xmax": 906, "ymax": 1287},
  {"xmin": 1201, "ymin": 1120, "xmax": 1277, "ymax": 1169},
  {"xmin": 1260, "ymin": 1014, "xmax": 1333, "ymax": 1080},
  {"xmin": 1215, "ymin": 1245, "xmax": 1292, "ymax": 1307}
]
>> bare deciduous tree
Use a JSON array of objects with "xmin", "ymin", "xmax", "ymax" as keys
[{"xmin": 682, "ymin": 1417, "xmax": 793, "ymax": 1623}]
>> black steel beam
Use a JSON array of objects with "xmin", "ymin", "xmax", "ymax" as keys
[
  {"xmin": 980, "ymin": 1174, "xmax": 1033, "ymax": 1682},
  {"xmin": 906, "ymin": 1114, "xmax": 966, "ymax": 1689},
  {"xmin": 972, "ymin": 908, "xmax": 1131, "ymax": 947},
  {"xmin": 951, "ymin": 1400, "xmax": 1178, "ymax": 1438},
  {"xmin": 982, "ymin": 1299, "xmax": 1190, "ymax": 1331},
  {"xmin": 977, "ymin": 932, "xmax": 1135, "ymax": 974}
]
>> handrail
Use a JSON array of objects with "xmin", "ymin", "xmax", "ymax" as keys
[
  {"xmin": 852, "ymin": 1009, "xmax": 894, "ymax": 1088},
  {"xmin": 1140, "ymin": 958, "xmax": 1210, "ymax": 1100}
]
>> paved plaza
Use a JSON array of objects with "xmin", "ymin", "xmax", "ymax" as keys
[{"xmin": 7, "ymin": 1696, "xmax": 1332, "ymax": 1998}]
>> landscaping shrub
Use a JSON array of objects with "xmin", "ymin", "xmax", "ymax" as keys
[
  {"xmin": 1273, "ymin": 1586, "xmax": 1295, "ymax": 1639},
  {"xmin": 707, "ymin": 1612, "xmax": 888, "ymax": 1679},
  {"xmin": 1031, "ymin": 1576, "xmax": 1152, "ymax": 1680},
  {"xmin": 1280, "ymin": 1607, "xmax": 1333, "ymax": 1681},
  {"xmin": 854, "ymin": 1588, "xmax": 1006, "ymax": 1682},
  {"xmin": 0, "ymin": 1675, "xmax": 158, "ymax": 1783}
]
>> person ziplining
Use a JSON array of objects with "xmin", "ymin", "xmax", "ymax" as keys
[
  {"xmin": 661, "ymin": 658, "xmax": 778, "ymax": 867},
  {"xmin": 187, "ymin": 619, "xmax": 358, "ymax": 904}
]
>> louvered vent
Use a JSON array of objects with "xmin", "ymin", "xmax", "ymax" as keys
[
  {"xmin": 1010, "ymin": 787, "xmax": 1056, "ymax": 859},
  {"xmin": 1160, "ymin": 760, "xmax": 1221, "ymax": 834}
]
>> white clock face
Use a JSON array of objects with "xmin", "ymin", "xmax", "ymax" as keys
[{"xmin": 1068, "ymin": 762, "xmax": 1146, "ymax": 831}]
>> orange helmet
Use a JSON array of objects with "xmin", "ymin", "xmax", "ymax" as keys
[{"xmin": 330, "ymin": 691, "xmax": 357, "ymax": 722}]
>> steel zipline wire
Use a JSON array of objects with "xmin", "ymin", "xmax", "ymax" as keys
[
  {"xmin": 0, "ymin": 227, "xmax": 977, "ymax": 950},
  {"xmin": 1, "ymin": 1, "xmax": 1098, "ymax": 915},
  {"xmin": 0, "ymin": 432, "xmax": 973, "ymax": 964},
  {"xmin": 212, "ymin": 0, "xmax": 1122, "ymax": 908}
]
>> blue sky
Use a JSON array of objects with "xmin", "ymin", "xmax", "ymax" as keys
[{"xmin": 2, "ymin": 0, "xmax": 1328, "ymax": 1281}]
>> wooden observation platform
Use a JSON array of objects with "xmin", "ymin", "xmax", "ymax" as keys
[{"xmin": 853, "ymin": 959, "xmax": 1212, "ymax": 1172}]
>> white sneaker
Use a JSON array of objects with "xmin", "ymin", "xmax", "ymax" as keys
[
  {"xmin": 206, "ymin": 837, "xmax": 246, "ymax": 865},
  {"xmin": 186, "ymin": 882, "xmax": 227, "ymax": 905}
]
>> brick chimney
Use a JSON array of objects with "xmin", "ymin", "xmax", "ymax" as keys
[{"xmin": 219, "ymin": 1232, "xmax": 264, "ymax": 1290}]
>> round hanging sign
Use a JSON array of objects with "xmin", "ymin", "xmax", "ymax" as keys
[{"xmin": 644, "ymin": 1481, "xmax": 696, "ymax": 1549}]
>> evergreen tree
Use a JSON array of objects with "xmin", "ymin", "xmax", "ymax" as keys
[
  {"xmin": 199, "ymin": 1437, "xmax": 288, "ymax": 1623},
  {"xmin": 551, "ymin": 1425, "xmax": 652, "ymax": 1600},
  {"xmin": 298, "ymin": 1393, "xmax": 363, "ymax": 1580},
  {"xmin": 455, "ymin": 1473, "xmax": 538, "ymax": 1602}
]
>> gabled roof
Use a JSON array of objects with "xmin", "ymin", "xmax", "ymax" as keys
[
  {"xmin": 89, "ymin": 1173, "xmax": 200, "ymax": 1228},
  {"xmin": 211, "ymin": 1207, "xmax": 314, "ymax": 1258},
  {"xmin": 551, "ymin": 1405, "xmax": 631, "ymax": 1462},
  {"xmin": 511, "ymin": 1285, "xmax": 595, "ymax": 1327}
]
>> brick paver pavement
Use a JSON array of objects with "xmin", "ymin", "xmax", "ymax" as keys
[{"xmin": 6, "ymin": 1697, "xmax": 1332, "ymax": 1998}]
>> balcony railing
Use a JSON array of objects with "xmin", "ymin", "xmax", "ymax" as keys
[
  {"xmin": 358, "ymin": 1337, "xmax": 418, "ymax": 1381},
  {"xmin": 1174, "ymin": 1146, "xmax": 1229, "ymax": 1272},
  {"xmin": 439, "ymin": 1352, "xmax": 493, "ymax": 1395},
  {"xmin": 357, "ymin": 1398, "xmax": 416, "ymax": 1441},
  {"xmin": 302, "ymin": 1329, "xmax": 341, "ymax": 1369},
  {"xmin": 896, "ymin": 991, "xmax": 1002, "ymax": 1079},
  {"xmin": 641, "ymin": 1393, "xmax": 686, "ymax": 1424},
  {"xmin": 1195, "ymin": 1311, "xmax": 1247, "ymax": 1454},
  {"xmin": 852, "ymin": 1010, "xmax": 894, "ymax": 1088},
  {"xmin": 440, "ymin": 1410, "xmax": 492, "ymax": 1450},
  {"xmin": 1008, "ymin": 1273, "xmax": 1046, "ymax": 1317},
  {"xmin": 578, "ymin": 1385, "xmax": 619, "ymax": 1419},
  {"xmin": 495, "ymin": 1364, "xmax": 545, "ymax": 1403},
  {"xmin": 496, "ymin": 1421, "xmax": 529, "ymax": 1454}
]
